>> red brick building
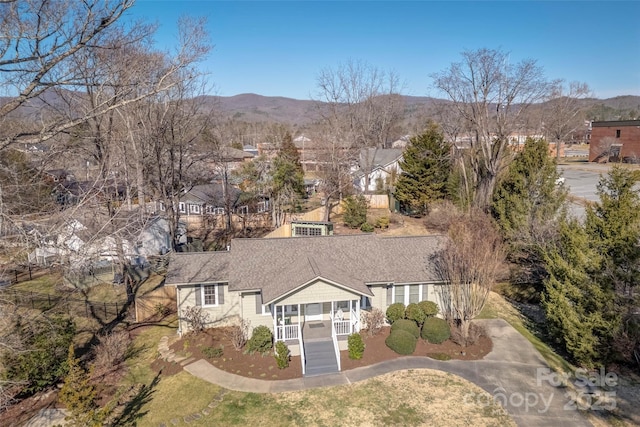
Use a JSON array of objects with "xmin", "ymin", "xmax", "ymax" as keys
[{"xmin": 589, "ymin": 120, "xmax": 640, "ymax": 163}]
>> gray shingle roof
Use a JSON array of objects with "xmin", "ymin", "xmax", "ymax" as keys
[
  {"xmin": 165, "ymin": 251, "xmax": 231, "ymax": 285},
  {"xmin": 165, "ymin": 234, "xmax": 445, "ymax": 303}
]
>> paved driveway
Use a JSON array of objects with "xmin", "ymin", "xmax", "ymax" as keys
[{"xmin": 185, "ymin": 319, "xmax": 593, "ymax": 427}]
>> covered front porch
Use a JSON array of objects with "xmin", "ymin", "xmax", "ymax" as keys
[{"xmin": 272, "ymin": 300, "xmax": 361, "ymax": 342}]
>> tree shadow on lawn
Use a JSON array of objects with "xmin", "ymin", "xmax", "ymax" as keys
[{"xmin": 108, "ymin": 371, "xmax": 161, "ymax": 426}]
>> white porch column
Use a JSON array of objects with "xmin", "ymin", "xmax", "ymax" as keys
[
  {"xmin": 355, "ymin": 299, "xmax": 361, "ymax": 333},
  {"xmin": 297, "ymin": 303, "xmax": 301, "ymax": 337},
  {"xmin": 349, "ymin": 300, "xmax": 353, "ymax": 334},
  {"xmin": 273, "ymin": 305, "xmax": 277, "ymax": 341},
  {"xmin": 281, "ymin": 305, "xmax": 285, "ymax": 328}
]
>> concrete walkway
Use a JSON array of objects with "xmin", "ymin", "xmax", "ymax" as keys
[{"xmin": 184, "ymin": 319, "xmax": 593, "ymax": 427}]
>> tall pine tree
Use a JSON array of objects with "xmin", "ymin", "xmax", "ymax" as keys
[
  {"xmin": 394, "ymin": 123, "xmax": 451, "ymax": 215},
  {"xmin": 542, "ymin": 218, "xmax": 617, "ymax": 367},
  {"xmin": 492, "ymin": 138, "xmax": 568, "ymax": 288}
]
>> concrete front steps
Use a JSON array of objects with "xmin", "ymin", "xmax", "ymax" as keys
[{"xmin": 303, "ymin": 338, "xmax": 339, "ymax": 377}]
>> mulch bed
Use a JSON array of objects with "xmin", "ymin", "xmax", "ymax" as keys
[{"xmin": 151, "ymin": 326, "xmax": 493, "ymax": 380}]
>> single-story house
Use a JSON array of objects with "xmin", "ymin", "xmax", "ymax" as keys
[{"xmin": 164, "ymin": 233, "xmax": 445, "ymax": 375}]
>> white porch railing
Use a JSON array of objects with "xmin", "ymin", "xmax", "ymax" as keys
[
  {"xmin": 330, "ymin": 320, "xmax": 341, "ymax": 371},
  {"xmin": 276, "ymin": 324, "xmax": 299, "ymax": 341},
  {"xmin": 298, "ymin": 333, "xmax": 306, "ymax": 375},
  {"xmin": 332, "ymin": 309, "xmax": 359, "ymax": 336},
  {"xmin": 333, "ymin": 320, "xmax": 350, "ymax": 335}
]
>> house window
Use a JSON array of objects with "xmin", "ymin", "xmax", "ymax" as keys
[
  {"xmin": 409, "ymin": 285, "xmax": 420, "ymax": 304},
  {"xmin": 206, "ymin": 206, "xmax": 225, "ymax": 215},
  {"xmin": 202, "ymin": 284, "xmax": 218, "ymax": 306},
  {"xmin": 336, "ymin": 300, "xmax": 350, "ymax": 311},
  {"xmin": 616, "ymin": 129, "xmax": 621, "ymax": 138},
  {"xmin": 237, "ymin": 205, "xmax": 249, "ymax": 215},
  {"xmin": 189, "ymin": 204, "xmax": 201, "ymax": 214},
  {"xmin": 294, "ymin": 226, "xmax": 322, "ymax": 236},
  {"xmin": 178, "ymin": 202, "xmax": 186, "ymax": 213},
  {"xmin": 394, "ymin": 285, "xmax": 405, "ymax": 304},
  {"xmin": 262, "ymin": 303, "xmax": 272, "ymax": 316},
  {"xmin": 360, "ymin": 295, "xmax": 371, "ymax": 310},
  {"xmin": 257, "ymin": 201, "xmax": 269, "ymax": 213},
  {"xmin": 284, "ymin": 304, "xmax": 298, "ymax": 315},
  {"xmin": 393, "ymin": 284, "xmax": 423, "ymax": 305},
  {"xmin": 159, "ymin": 201, "xmax": 166, "ymax": 211}
]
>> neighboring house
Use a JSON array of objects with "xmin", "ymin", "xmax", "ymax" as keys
[
  {"xmin": 589, "ymin": 120, "xmax": 640, "ymax": 163},
  {"xmin": 53, "ymin": 178, "xmax": 126, "ymax": 206},
  {"xmin": 157, "ymin": 183, "xmax": 270, "ymax": 229},
  {"xmin": 354, "ymin": 148, "xmax": 403, "ymax": 193},
  {"xmin": 164, "ymin": 233, "xmax": 445, "ymax": 375},
  {"xmin": 28, "ymin": 214, "xmax": 172, "ymax": 269}
]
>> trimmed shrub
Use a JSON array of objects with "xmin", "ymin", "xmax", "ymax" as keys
[
  {"xmin": 421, "ymin": 317, "xmax": 451, "ymax": 344},
  {"xmin": 405, "ymin": 303, "xmax": 426, "ymax": 326},
  {"xmin": 274, "ymin": 341, "xmax": 290, "ymax": 369},
  {"xmin": 202, "ymin": 345, "xmax": 224, "ymax": 359},
  {"xmin": 246, "ymin": 325, "xmax": 273, "ymax": 354},
  {"xmin": 385, "ymin": 330, "xmax": 417, "ymax": 355},
  {"xmin": 386, "ymin": 303, "xmax": 405, "ymax": 324},
  {"xmin": 348, "ymin": 333, "xmax": 365, "ymax": 360},
  {"xmin": 390, "ymin": 319, "xmax": 420, "ymax": 339},
  {"xmin": 418, "ymin": 301, "xmax": 439, "ymax": 318}
]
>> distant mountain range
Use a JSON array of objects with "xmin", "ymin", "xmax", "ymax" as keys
[
  {"xmin": 205, "ymin": 93, "xmax": 640, "ymax": 127},
  {"xmin": 4, "ymin": 92, "xmax": 640, "ymax": 128}
]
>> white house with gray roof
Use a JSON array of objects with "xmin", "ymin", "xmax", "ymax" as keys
[
  {"xmin": 164, "ymin": 233, "xmax": 445, "ymax": 376},
  {"xmin": 354, "ymin": 148, "xmax": 403, "ymax": 193}
]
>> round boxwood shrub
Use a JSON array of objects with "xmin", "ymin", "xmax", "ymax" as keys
[
  {"xmin": 418, "ymin": 301, "xmax": 439, "ymax": 318},
  {"xmin": 385, "ymin": 303, "xmax": 405, "ymax": 324},
  {"xmin": 421, "ymin": 317, "xmax": 451, "ymax": 344},
  {"xmin": 246, "ymin": 325, "xmax": 273, "ymax": 354},
  {"xmin": 385, "ymin": 329, "xmax": 417, "ymax": 355},
  {"xmin": 347, "ymin": 333, "xmax": 365, "ymax": 360},
  {"xmin": 390, "ymin": 318, "xmax": 420, "ymax": 339},
  {"xmin": 405, "ymin": 303, "xmax": 426, "ymax": 326}
]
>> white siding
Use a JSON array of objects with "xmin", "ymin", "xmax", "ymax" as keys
[
  {"xmin": 241, "ymin": 292, "xmax": 274, "ymax": 332},
  {"xmin": 176, "ymin": 284, "xmax": 241, "ymax": 333}
]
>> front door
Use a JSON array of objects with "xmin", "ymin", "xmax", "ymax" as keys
[{"xmin": 305, "ymin": 303, "xmax": 323, "ymax": 322}]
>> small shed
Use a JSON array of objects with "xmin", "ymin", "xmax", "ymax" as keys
[{"xmin": 291, "ymin": 221, "xmax": 334, "ymax": 237}]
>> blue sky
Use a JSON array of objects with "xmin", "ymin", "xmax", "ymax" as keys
[{"xmin": 130, "ymin": 1, "xmax": 640, "ymax": 100}]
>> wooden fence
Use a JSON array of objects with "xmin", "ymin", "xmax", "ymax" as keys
[{"xmin": 134, "ymin": 286, "xmax": 176, "ymax": 322}]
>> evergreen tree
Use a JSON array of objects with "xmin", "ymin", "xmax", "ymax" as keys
[
  {"xmin": 492, "ymin": 138, "xmax": 567, "ymax": 288},
  {"xmin": 342, "ymin": 195, "xmax": 369, "ymax": 229},
  {"xmin": 59, "ymin": 345, "xmax": 110, "ymax": 427},
  {"xmin": 394, "ymin": 123, "xmax": 452, "ymax": 215},
  {"xmin": 542, "ymin": 218, "xmax": 618, "ymax": 367},
  {"xmin": 492, "ymin": 138, "xmax": 566, "ymax": 239},
  {"xmin": 270, "ymin": 133, "xmax": 305, "ymax": 227},
  {"xmin": 585, "ymin": 166, "xmax": 640, "ymax": 300}
]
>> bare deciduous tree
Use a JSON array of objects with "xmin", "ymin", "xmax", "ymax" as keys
[
  {"xmin": 314, "ymin": 60, "xmax": 405, "ymax": 207},
  {"xmin": 0, "ymin": 2, "xmax": 210, "ymax": 151},
  {"xmin": 431, "ymin": 48, "xmax": 550, "ymax": 210},
  {"xmin": 543, "ymin": 80, "xmax": 592, "ymax": 161},
  {"xmin": 432, "ymin": 211, "xmax": 504, "ymax": 345}
]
